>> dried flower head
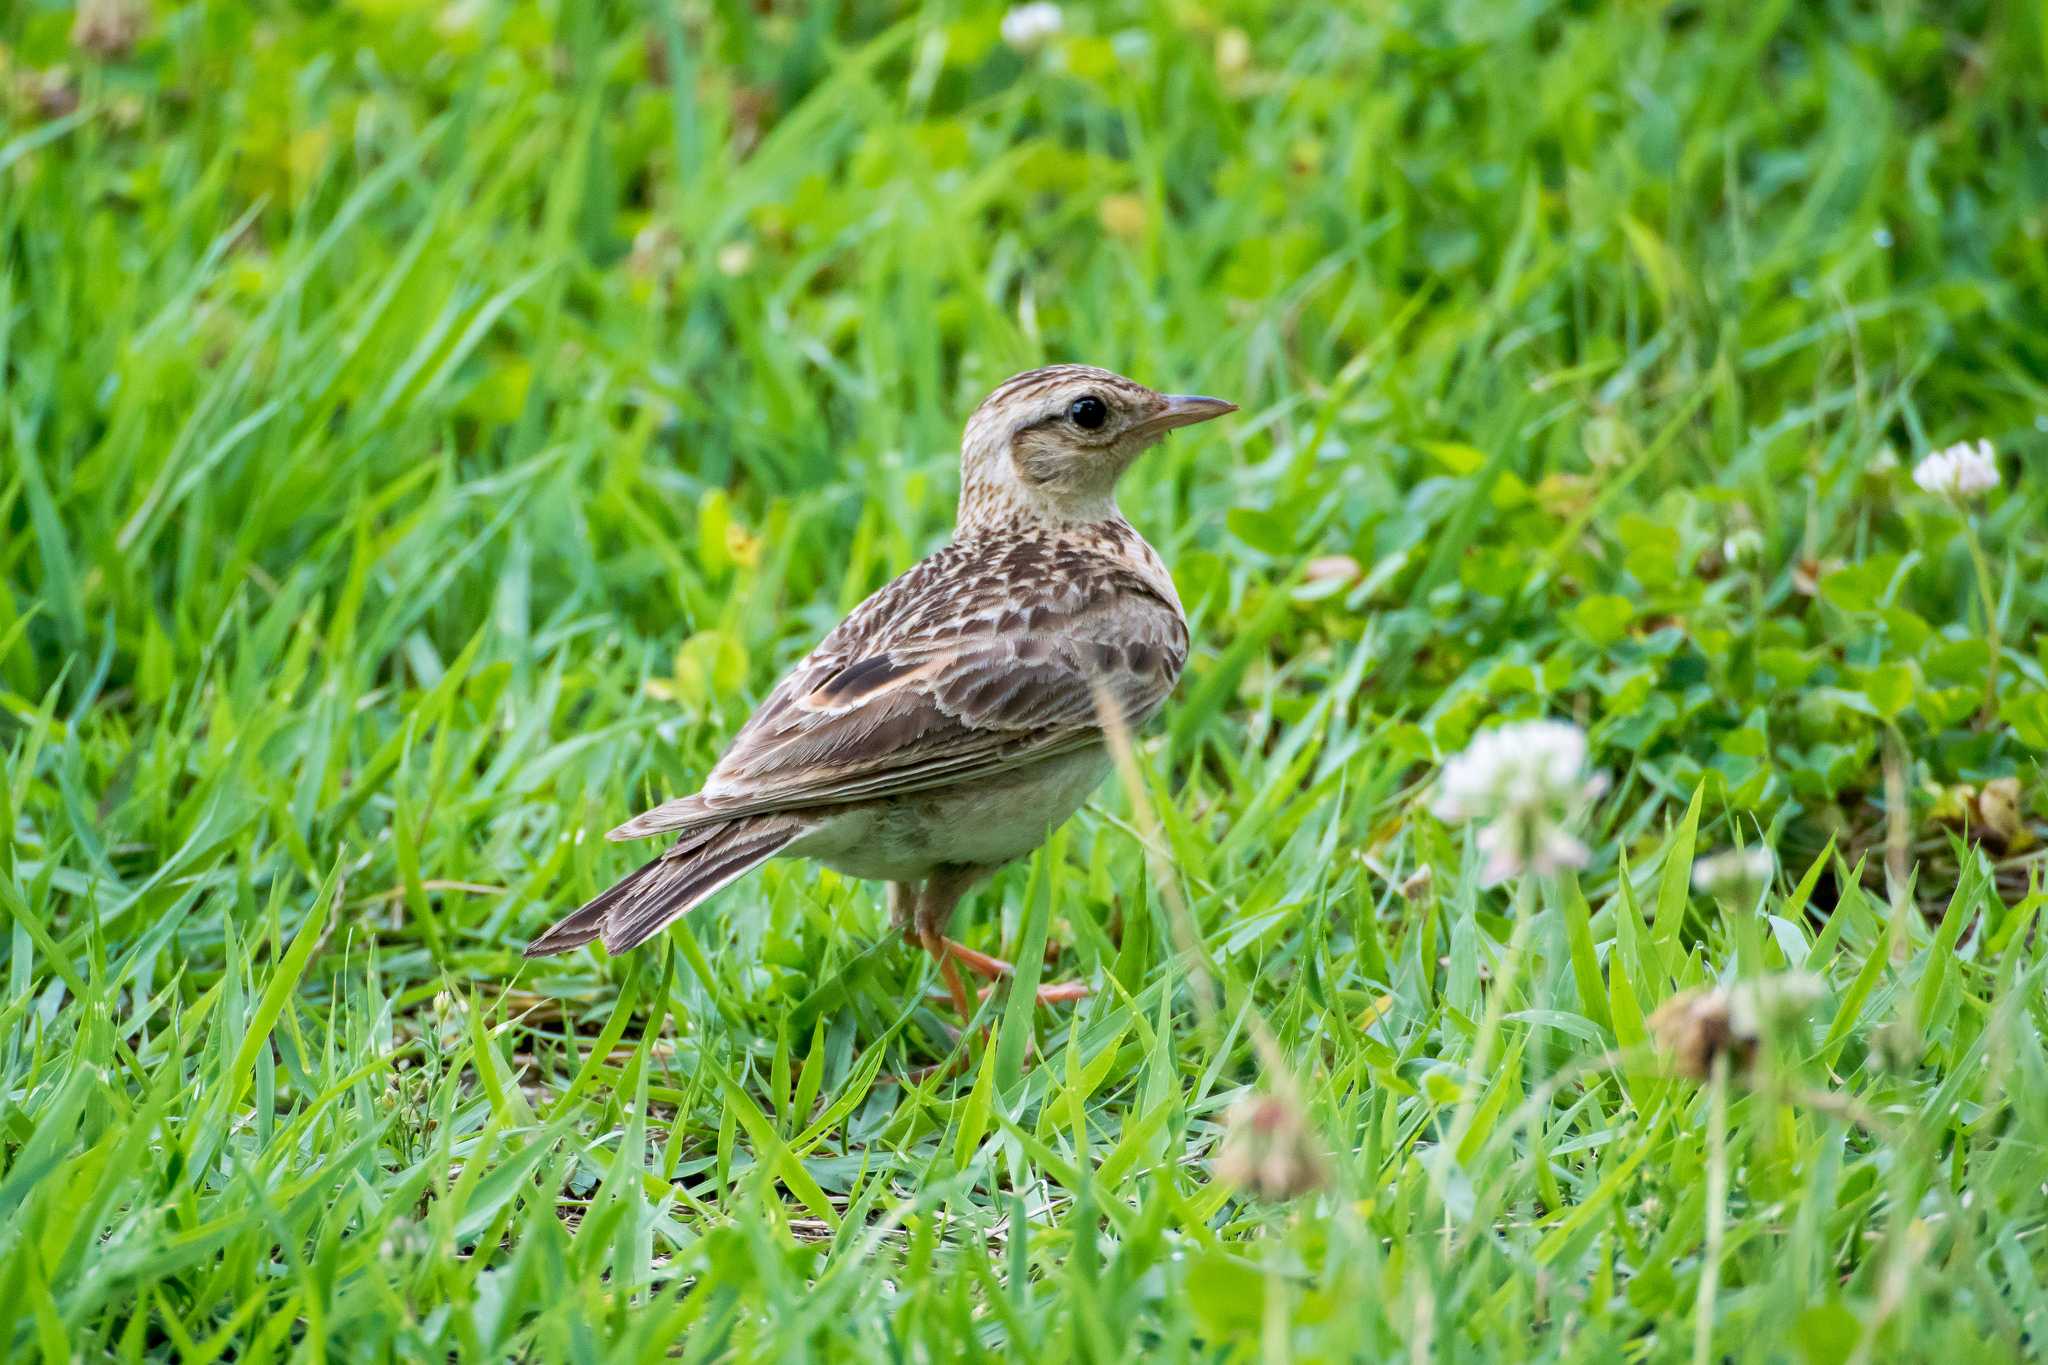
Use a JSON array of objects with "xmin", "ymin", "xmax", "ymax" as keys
[
  {"xmin": 1213, "ymin": 1093, "xmax": 1327, "ymax": 1201},
  {"xmin": 1649, "ymin": 986, "xmax": 1741, "ymax": 1080},
  {"xmin": 1975, "ymin": 776, "xmax": 2023, "ymax": 846},
  {"xmin": 1432, "ymin": 719, "xmax": 1607, "ymax": 885},
  {"xmin": 73, "ymin": 0, "xmax": 147, "ymax": 61},
  {"xmin": 1691, "ymin": 846, "xmax": 1775, "ymax": 904},
  {"xmin": 1912, "ymin": 439, "xmax": 1999, "ymax": 500},
  {"xmin": 19, "ymin": 65, "xmax": 80, "ymax": 119},
  {"xmin": 1648, "ymin": 974, "xmax": 1822, "ymax": 1080},
  {"xmin": 1000, "ymin": 3, "xmax": 1063, "ymax": 54}
]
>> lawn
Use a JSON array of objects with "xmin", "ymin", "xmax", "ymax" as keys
[{"xmin": 4, "ymin": 0, "xmax": 2048, "ymax": 1358}]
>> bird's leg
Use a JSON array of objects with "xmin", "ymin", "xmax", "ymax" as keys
[
  {"xmin": 914, "ymin": 864, "xmax": 1091, "ymax": 1013},
  {"xmin": 913, "ymin": 867, "xmax": 983, "ymax": 1018},
  {"xmin": 888, "ymin": 881, "xmax": 917, "ymax": 944},
  {"xmin": 871, "ymin": 878, "xmax": 978, "ymax": 1087}
]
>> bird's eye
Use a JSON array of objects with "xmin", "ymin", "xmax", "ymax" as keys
[{"xmin": 1068, "ymin": 395, "xmax": 1108, "ymax": 430}]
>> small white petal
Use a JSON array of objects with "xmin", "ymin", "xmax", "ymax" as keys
[
  {"xmin": 1530, "ymin": 827, "xmax": 1589, "ymax": 878},
  {"xmin": 1913, "ymin": 440, "xmax": 1999, "ymax": 500},
  {"xmin": 1693, "ymin": 846, "xmax": 1775, "ymax": 896},
  {"xmin": 1475, "ymin": 824, "xmax": 1522, "ymax": 886}
]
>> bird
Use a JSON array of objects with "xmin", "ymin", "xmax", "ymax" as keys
[{"xmin": 524, "ymin": 364, "xmax": 1235, "ymax": 1015}]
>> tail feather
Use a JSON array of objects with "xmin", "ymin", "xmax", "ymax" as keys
[
  {"xmin": 520, "ymin": 856, "xmax": 662, "ymax": 955},
  {"xmin": 607, "ymin": 792, "xmax": 716, "ymax": 842},
  {"xmin": 524, "ymin": 815, "xmax": 805, "ymax": 958}
]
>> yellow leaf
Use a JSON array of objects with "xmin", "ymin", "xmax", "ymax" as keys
[{"xmin": 1421, "ymin": 440, "xmax": 1487, "ymax": 475}]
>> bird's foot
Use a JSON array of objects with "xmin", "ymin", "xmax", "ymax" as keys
[
  {"xmin": 976, "ymin": 979, "xmax": 1093, "ymax": 1005},
  {"xmin": 934, "ymin": 936, "xmax": 1091, "ymax": 1006},
  {"xmin": 916, "ymin": 933, "xmax": 1091, "ymax": 1017}
]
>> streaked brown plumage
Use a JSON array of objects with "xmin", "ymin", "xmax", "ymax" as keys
[{"xmin": 525, "ymin": 364, "xmax": 1234, "ymax": 1012}]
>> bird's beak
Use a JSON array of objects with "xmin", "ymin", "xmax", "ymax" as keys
[{"xmin": 1137, "ymin": 393, "xmax": 1237, "ymax": 436}]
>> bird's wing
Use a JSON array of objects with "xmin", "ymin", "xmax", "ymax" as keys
[{"xmin": 608, "ymin": 538, "xmax": 1187, "ymax": 841}]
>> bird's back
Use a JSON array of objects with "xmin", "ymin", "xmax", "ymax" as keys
[{"xmin": 607, "ymin": 517, "xmax": 1186, "ymax": 842}]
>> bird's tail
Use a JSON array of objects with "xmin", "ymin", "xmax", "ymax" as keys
[{"xmin": 523, "ymin": 814, "xmax": 807, "ymax": 957}]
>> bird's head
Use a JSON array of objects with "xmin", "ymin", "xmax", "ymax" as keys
[{"xmin": 956, "ymin": 364, "xmax": 1235, "ymax": 531}]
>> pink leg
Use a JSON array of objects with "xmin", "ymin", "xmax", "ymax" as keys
[{"xmin": 914, "ymin": 867, "xmax": 1091, "ymax": 1014}]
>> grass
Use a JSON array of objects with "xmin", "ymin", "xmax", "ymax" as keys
[{"xmin": 4, "ymin": 0, "xmax": 2047, "ymax": 1357}]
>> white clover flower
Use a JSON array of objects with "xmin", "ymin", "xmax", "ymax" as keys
[
  {"xmin": 1692, "ymin": 846, "xmax": 1775, "ymax": 901},
  {"xmin": 1432, "ymin": 719, "xmax": 1607, "ymax": 885},
  {"xmin": 1000, "ymin": 2, "xmax": 1063, "ymax": 53},
  {"xmin": 1475, "ymin": 821, "xmax": 1588, "ymax": 886},
  {"xmin": 1911, "ymin": 439, "xmax": 1999, "ymax": 500},
  {"xmin": 1431, "ymin": 720, "xmax": 1595, "ymax": 822},
  {"xmin": 1727, "ymin": 971, "xmax": 1823, "ymax": 1037},
  {"xmin": 1721, "ymin": 527, "xmax": 1764, "ymax": 567}
]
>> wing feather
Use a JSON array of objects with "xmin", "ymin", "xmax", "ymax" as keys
[{"xmin": 608, "ymin": 533, "xmax": 1187, "ymax": 841}]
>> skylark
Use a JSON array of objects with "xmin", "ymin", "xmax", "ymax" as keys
[{"xmin": 525, "ymin": 365, "xmax": 1235, "ymax": 1013}]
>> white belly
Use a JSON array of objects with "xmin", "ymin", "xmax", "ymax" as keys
[{"xmin": 786, "ymin": 746, "xmax": 1111, "ymax": 882}]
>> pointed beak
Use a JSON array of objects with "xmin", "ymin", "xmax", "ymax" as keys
[{"xmin": 1136, "ymin": 393, "xmax": 1238, "ymax": 437}]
